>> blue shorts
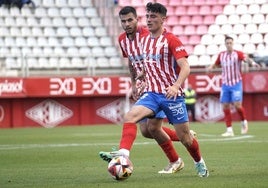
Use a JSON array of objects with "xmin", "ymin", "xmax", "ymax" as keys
[
  {"xmin": 220, "ymin": 81, "xmax": 243, "ymax": 103},
  {"xmin": 135, "ymin": 92, "xmax": 189, "ymax": 125},
  {"xmin": 138, "ymin": 111, "xmax": 166, "ymax": 123}
]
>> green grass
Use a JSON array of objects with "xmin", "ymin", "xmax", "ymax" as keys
[{"xmin": 0, "ymin": 122, "xmax": 267, "ymax": 188}]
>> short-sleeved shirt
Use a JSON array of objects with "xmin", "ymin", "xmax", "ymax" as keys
[{"xmin": 214, "ymin": 50, "xmax": 246, "ymax": 86}]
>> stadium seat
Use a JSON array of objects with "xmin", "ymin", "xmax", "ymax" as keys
[
  {"xmin": 71, "ymin": 57, "xmax": 85, "ymax": 68},
  {"xmin": 82, "ymin": 27, "xmax": 95, "ymax": 37},
  {"xmin": 43, "ymin": 0, "xmax": 54, "ymax": 7},
  {"xmin": 208, "ymin": 24, "xmax": 221, "ymax": 35},
  {"xmin": 95, "ymin": 27, "xmax": 107, "ymax": 37},
  {"xmin": 199, "ymin": 55, "xmax": 211, "ymax": 65},
  {"xmin": 62, "ymin": 37, "xmax": 74, "ymax": 47},
  {"xmin": 96, "ymin": 57, "xmax": 110, "ymax": 67},
  {"xmin": 32, "ymin": 27, "xmax": 43, "ymax": 37},
  {"xmin": 59, "ymin": 57, "xmax": 72, "ymax": 68},
  {"xmin": 206, "ymin": 44, "xmax": 218, "ymax": 55},
  {"xmin": 78, "ymin": 18, "xmax": 91, "ymax": 27},
  {"xmin": 37, "ymin": 37, "xmax": 48, "ymax": 47},
  {"xmin": 201, "ymin": 34, "xmax": 213, "ymax": 45},
  {"xmin": 174, "ymin": 6, "xmax": 187, "ymax": 15},
  {"xmin": 68, "ymin": 0, "xmax": 80, "ymax": 7},
  {"xmin": 166, "ymin": 16, "xmax": 180, "ymax": 26},
  {"xmin": 258, "ymin": 23, "xmax": 268, "ymax": 34},
  {"xmin": 48, "ymin": 57, "xmax": 58, "ymax": 68},
  {"xmin": 10, "ymin": 7, "xmax": 21, "ymax": 16},
  {"xmin": 184, "ymin": 25, "xmax": 196, "ymax": 35},
  {"xmin": 252, "ymin": 14, "xmax": 265, "ymax": 24},
  {"xmin": 228, "ymin": 14, "xmax": 240, "ymax": 24},
  {"xmin": 100, "ymin": 37, "xmax": 112, "ymax": 46},
  {"xmin": 172, "ymin": 25, "xmax": 184, "ymax": 36},
  {"xmin": 260, "ymin": 4, "xmax": 268, "ymax": 14},
  {"xmin": 170, "ymin": 0, "xmax": 182, "ymax": 6},
  {"xmin": 88, "ymin": 37, "xmax": 100, "ymax": 47},
  {"xmin": 43, "ymin": 47, "xmax": 54, "ymax": 55},
  {"xmin": 250, "ymin": 33, "xmax": 263, "ymax": 44},
  {"xmin": 110, "ymin": 57, "xmax": 123, "ymax": 67},
  {"xmin": 215, "ymin": 14, "xmax": 228, "ymax": 25},
  {"xmin": 34, "ymin": 7, "xmax": 47, "ymax": 17},
  {"xmin": 54, "ymin": 47, "xmax": 65, "ymax": 54},
  {"xmin": 187, "ymin": 6, "xmax": 199, "ymax": 15},
  {"xmin": 182, "ymin": 0, "xmax": 194, "ymax": 5},
  {"xmin": 233, "ymin": 24, "xmax": 245, "ymax": 34},
  {"xmin": 91, "ymin": 18, "xmax": 103, "ymax": 27},
  {"xmin": 223, "ymin": 4, "xmax": 236, "ymax": 15},
  {"xmin": 75, "ymin": 37, "xmax": 87, "ymax": 47},
  {"xmin": 240, "ymin": 14, "xmax": 252, "ymax": 24},
  {"xmin": 188, "ymin": 35, "xmax": 201, "ymax": 45},
  {"xmin": 237, "ymin": 33, "xmax": 250, "ymax": 44},
  {"xmin": 16, "ymin": 37, "xmax": 26, "ymax": 47},
  {"xmin": 85, "ymin": 8, "xmax": 98, "ymax": 17},
  {"xmin": 27, "ymin": 37, "xmax": 37, "ymax": 47},
  {"xmin": 48, "ymin": 37, "xmax": 60, "ymax": 47},
  {"xmin": 199, "ymin": 5, "xmax": 211, "ymax": 15},
  {"xmin": 48, "ymin": 7, "xmax": 60, "ymax": 17},
  {"xmin": 105, "ymin": 47, "xmax": 118, "ymax": 57},
  {"xmin": 55, "ymin": 0, "xmax": 68, "ymax": 7},
  {"xmin": 10, "ymin": 27, "xmax": 21, "ymax": 37},
  {"xmin": 81, "ymin": 0, "xmax": 93, "ymax": 7},
  {"xmin": 92, "ymin": 47, "xmax": 104, "ymax": 57},
  {"xmin": 248, "ymin": 4, "xmax": 260, "ymax": 14},
  {"xmin": 211, "ymin": 5, "xmax": 223, "ymax": 15},
  {"xmin": 79, "ymin": 47, "xmax": 91, "ymax": 57},
  {"xmin": 185, "ymin": 45, "xmax": 194, "ymax": 54},
  {"xmin": 203, "ymin": 15, "xmax": 215, "ymax": 25},
  {"xmin": 5, "ymin": 17, "xmax": 16, "ymax": 27},
  {"xmin": 243, "ymin": 43, "xmax": 256, "ymax": 54},
  {"xmin": 213, "ymin": 34, "xmax": 225, "ymax": 45},
  {"xmin": 236, "ymin": 4, "xmax": 248, "ymax": 15},
  {"xmin": 52, "ymin": 17, "xmax": 65, "ymax": 27},
  {"xmin": 32, "ymin": 47, "xmax": 43, "ymax": 55},
  {"xmin": 10, "ymin": 47, "xmax": 21, "ymax": 55},
  {"xmin": 180, "ymin": 16, "xmax": 191, "ymax": 25},
  {"xmin": 40, "ymin": 17, "xmax": 53, "ymax": 27},
  {"xmin": 60, "ymin": 7, "xmax": 73, "ymax": 17},
  {"xmin": 65, "ymin": 17, "xmax": 78, "ymax": 27},
  {"xmin": 70, "ymin": 27, "xmax": 82, "ymax": 37},
  {"xmin": 44, "ymin": 27, "xmax": 56, "ymax": 37},
  {"xmin": 191, "ymin": 15, "xmax": 203, "ymax": 25},
  {"xmin": 73, "ymin": 7, "xmax": 85, "ymax": 17},
  {"xmin": 196, "ymin": 25, "xmax": 208, "ymax": 35},
  {"xmin": 194, "ymin": 44, "xmax": 206, "ymax": 55},
  {"xmin": 187, "ymin": 55, "xmax": 199, "ymax": 66},
  {"xmin": 221, "ymin": 24, "xmax": 233, "ymax": 35},
  {"xmin": 27, "ymin": 17, "xmax": 39, "ymax": 27},
  {"xmin": 245, "ymin": 24, "xmax": 258, "ymax": 34},
  {"xmin": 4, "ymin": 37, "xmax": 15, "ymax": 47},
  {"xmin": 56, "ymin": 27, "xmax": 69, "ymax": 37}
]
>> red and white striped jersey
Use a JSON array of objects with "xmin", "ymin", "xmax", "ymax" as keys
[
  {"xmin": 215, "ymin": 50, "xmax": 246, "ymax": 86},
  {"xmin": 118, "ymin": 26, "xmax": 149, "ymax": 75},
  {"xmin": 142, "ymin": 29, "xmax": 188, "ymax": 93}
]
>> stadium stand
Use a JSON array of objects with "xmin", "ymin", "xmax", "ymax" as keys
[{"xmin": 0, "ymin": 0, "xmax": 267, "ymax": 76}]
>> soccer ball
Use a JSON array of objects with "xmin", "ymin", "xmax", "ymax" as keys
[{"xmin": 107, "ymin": 155, "xmax": 133, "ymax": 181}]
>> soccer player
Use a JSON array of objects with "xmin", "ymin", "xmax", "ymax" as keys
[
  {"xmin": 101, "ymin": 6, "xmax": 187, "ymax": 174},
  {"xmin": 100, "ymin": 3, "xmax": 209, "ymax": 177},
  {"xmin": 207, "ymin": 35, "xmax": 260, "ymax": 137}
]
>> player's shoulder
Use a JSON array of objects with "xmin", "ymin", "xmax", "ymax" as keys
[
  {"xmin": 138, "ymin": 26, "xmax": 150, "ymax": 36},
  {"xmin": 118, "ymin": 32, "xmax": 127, "ymax": 41}
]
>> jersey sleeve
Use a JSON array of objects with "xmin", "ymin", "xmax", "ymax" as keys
[
  {"xmin": 236, "ymin": 50, "xmax": 246, "ymax": 61},
  {"xmin": 168, "ymin": 34, "xmax": 188, "ymax": 60},
  {"xmin": 118, "ymin": 34, "xmax": 128, "ymax": 58},
  {"xmin": 214, "ymin": 53, "xmax": 221, "ymax": 66}
]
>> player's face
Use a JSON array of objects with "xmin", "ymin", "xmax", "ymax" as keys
[
  {"xmin": 225, "ymin": 39, "xmax": 234, "ymax": 52},
  {"xmin": 146, "ymin": 11, "xmax": 166, "ymax": 33},
  {"xmin": 119, "ymin": 13, "xmax": 138, "ymax": 35}
]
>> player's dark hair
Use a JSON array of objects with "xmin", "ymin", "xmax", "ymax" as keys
[
  {"xmin": 119, "ymin": 6, "xmax": 137, "ymax": 17},
  {"xmin": 146, "ymin": 2, "xmax": 167, "ymax": 16},
  {"xmin": 225, "ymin": 35, "xmax": 233, "ymax": 42}
]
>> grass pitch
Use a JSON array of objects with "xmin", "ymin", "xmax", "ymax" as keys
[{"xmin": 0, "ymin": 121, "xmax": 267, "ymax": 188}]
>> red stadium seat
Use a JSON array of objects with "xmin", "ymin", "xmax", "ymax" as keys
[
  {"xmin": 180, "ymin": 16, "xmax": 191, "ymax": 25},
  {"xmin": 196, "ymin": 25, "xmax": 208, "ymax": 35},
  {"xmin": 166, "ymin": 16, "xmax": 180, "ymax": 26},
  {"xmin": 169, "ymin": 0, "xmax": 182, "ymax": 6},
  {"xmin": 187, "ymin": 6, "xmax": 199, "ymax": 15},
  {"xmin": 172, "ymin": 25, "xmax": 184, "ymax": 36},
  {"xmin": 174, "ymin": 6, "xmax": 187, "ymax": 15},
  {"xmin": 203, "ymin": 15, "xmax": 215, "ymax": 25},
  {"xmin": 211, "ymin": 5, "xmax": 223, "ymax": 15},
  {"xmin": 188, "ymin": 35, "xmax": 201, "ymax": 45},
  {"xmin": 199, "ymin": 5, "xmax": 211, "ymax": 15},
  {"xmin": 191, "ymin": 15, "xmax": 203, "ymax": 25},
  {"xmin": 184, "ymin": 25, "xmax": 196, "ymax": 35}
]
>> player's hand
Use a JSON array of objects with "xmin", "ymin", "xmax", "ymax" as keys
[{"xmin": 165, "ymin": 85, "xmax": 179, "ymax": 100}]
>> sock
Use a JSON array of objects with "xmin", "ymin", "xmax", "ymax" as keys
[
  {"xmin": 119, "ymin": 122, "xmax": 137, "ymax": 151},
  {"xmin": 159, "ymin": 139, "xmax": 179, "ymax": 163},
  {"xmin": 237, "ymin": 106, "xmax": 246, "ymax": 121},
  {"xmin": 162, "ymin": 126, "xmax": 180, "ymax": 141},
  {"xmin": 186, "ymin": 138, "xmax": 201, "ymax": 162},
  {"xmin": 223, "ymin": 108, "xmax": 232, "ymax": 128}
]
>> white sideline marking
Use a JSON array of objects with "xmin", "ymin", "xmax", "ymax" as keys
[{"xmin": 0, "ymin": 135, "xmax": 258, "ymax": 150}]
